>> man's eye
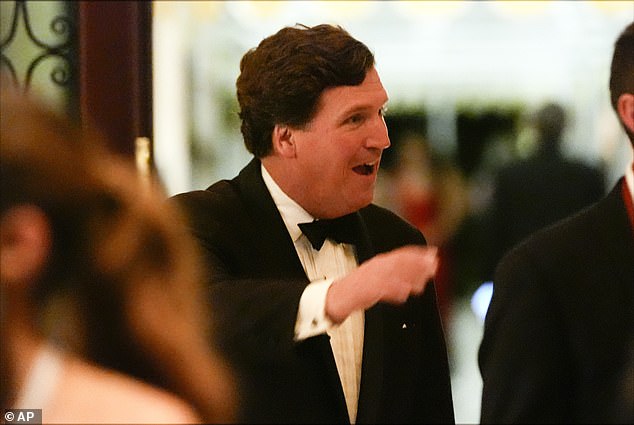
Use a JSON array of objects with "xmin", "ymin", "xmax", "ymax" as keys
[{"xmin": 346, "ymin": 114, "xmax": 364, "ymax": 124}]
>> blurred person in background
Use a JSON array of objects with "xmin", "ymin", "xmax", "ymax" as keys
[
  {"xmin": 172, "ymin": 23, "xmax": 454, "ymax": 424},
  {"xmin": 377, "ymin": 131, "xmax": 468, "ymax": 326},
  {"xmin": 478, "ymin": 21, "xmax": 634, "ymax": 423},
  {"xmin": 483, "ymin": 101, "xmax": 605, "ymax": 282},
  {"xmin": 1, "ymin": 87, "xmax": 237, "ymax": 423}
]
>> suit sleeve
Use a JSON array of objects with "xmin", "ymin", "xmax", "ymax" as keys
[
  {"xmin": 478, "ymin": 246, "xmax": 572, "ymax": 423},
  {"xmin": 170, "ymin": 190, "xmax": 308, "ymax": 363}
]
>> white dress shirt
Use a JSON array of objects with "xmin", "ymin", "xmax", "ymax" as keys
[
  {"xmin": 261, "ymin": 165, "xmax": 364, "ymax": 424},
  {"xmin": 625, "ymin": 159, "xmax": 634, "ymax": 201}
]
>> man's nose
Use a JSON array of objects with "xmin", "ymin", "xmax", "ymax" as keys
[{"xmin": 366, "ymin": 118, "xmax": 391, "ymax": 150}]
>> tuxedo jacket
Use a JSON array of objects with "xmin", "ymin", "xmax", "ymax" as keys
[
  {"xmin": 172, "ymin": 158, "xmax": 455, "ymax": 424},
  {"xmin": 479, "ymin": 179, "xmax": 634, "ymax": 423}
]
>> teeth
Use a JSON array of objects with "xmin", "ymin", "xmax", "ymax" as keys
[{"xmin": 353, "ymin": 162, "xmax": 377, "ymax": 175}]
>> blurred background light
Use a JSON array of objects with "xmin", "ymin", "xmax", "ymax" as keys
[{"xmin": 471, "ymin": 281, "xmax": 494, "ymax": 323}]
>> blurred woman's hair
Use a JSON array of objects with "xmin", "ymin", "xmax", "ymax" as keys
[{"xmin": 1, "ymin": 86, "xmax": 236, "ymax": 422}]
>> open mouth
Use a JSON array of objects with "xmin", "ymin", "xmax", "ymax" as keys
[{"xmin": 352, "ymin": 163, "xmax": 376, "ymax": 176}]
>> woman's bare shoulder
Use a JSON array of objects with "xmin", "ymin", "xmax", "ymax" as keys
[{"xmin": 45, "ymin": 357, "xmax": 201, "ymax": 424}]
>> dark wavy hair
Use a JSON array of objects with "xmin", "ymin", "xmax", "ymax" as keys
[
  {"xmin": 236, "ymin": 24, "xmax": 375, "ymax": 158},
  {"xmin": 609, "ymin": 22, "xmax": 634, "ymax": 140}
]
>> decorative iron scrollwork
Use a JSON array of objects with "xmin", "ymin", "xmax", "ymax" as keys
[{"xmin": 0, "ymin": 0, "xmax": 76, "ymax": 93}]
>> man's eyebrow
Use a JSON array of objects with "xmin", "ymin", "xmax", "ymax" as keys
[{"xmin": 341, "ymin": 100, "xmax": 389, "ymax": 116}]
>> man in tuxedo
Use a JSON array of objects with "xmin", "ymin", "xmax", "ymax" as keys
[
  {"xmin": 479, "ymin": 22, "xmax": 634, "ymax": 423},
  {"xmin": 483, "ymin": 101, "xmax": 605, "ymax": 281},
  {"xmin": 172, "ymin": 24, "xmax": 454, "ymax": 424}
]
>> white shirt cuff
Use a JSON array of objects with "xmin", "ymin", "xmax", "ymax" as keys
[{"xmin": 294, "ymin": 278, "xmax": 336, "ymax": 341}]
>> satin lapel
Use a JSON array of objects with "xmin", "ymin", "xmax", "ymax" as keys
[
  {"xmin": 352, "ymin": 212, "xmax": 385, "ymax": 423},
  {"xmin": 237, "ymin": 159, "xmax": 351, "ymax": 420},
  {"xmin": 350, "ymin": 211, "xmax": 373, "ymax": 265},
  {"xmin": 235, "ymin": 158, "xmax": 307, "ymax": 278}
]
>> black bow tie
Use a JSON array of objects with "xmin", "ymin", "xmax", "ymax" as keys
[{"xmin": 298, "ymin": 214, "xmax": 358, "ymax": 250}]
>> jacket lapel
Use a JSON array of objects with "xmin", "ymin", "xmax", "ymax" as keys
[
  {"xmin": 351, "ymin": 212, "xmax": 385, "ymax": 423},
  {"xmin": 235, "ymin": 158, "xmax": 350, "ymax": 420},
  {"xmin": 235, "ymin": 158, "xmax": 307, "ymax": 278}
]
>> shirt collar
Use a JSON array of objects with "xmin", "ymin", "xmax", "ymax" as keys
[
  {"xmin": 625, "ymin": 158, "xmax": 634, "ymax": 202},
  {"xmin": 261, "ymin": 163, "xmax": 314, "ymax": 243}
]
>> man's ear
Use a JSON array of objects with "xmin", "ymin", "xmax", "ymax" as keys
[
  {"xmin": 271, "ymin": 124, "xmax": 297, "ymax": 158},
  {"xmin": 617, "ymin": 93, "xmax": 634, "ymax": 135},
  {"xmin": 0, "ymin": 206, "xmax": 52, "ymax": 288}
]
